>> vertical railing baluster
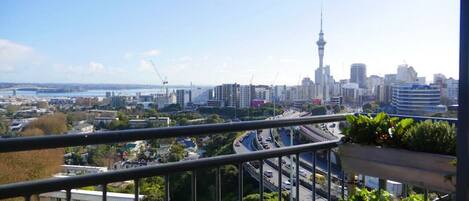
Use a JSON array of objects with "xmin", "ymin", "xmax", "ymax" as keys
[
  {"xmin": 191, "ymin": 170, "xmax": 197, "ymax": 201},
  {"xmin": 165, "ymin": 175, "xmax": 170, "ymax": 201},
  {"xmin": 66, "ymin": 189, "xmax": 71, "ymax": 201},
  {"xmin": 312, "ymin": 151, "xmax": 316, "ymax": 201},
  {"xmin": 238, "ymin": 163, "xmax": 244, "ymax": 201},
  {"xmin": 24, "ymin": 195, "xmax": 30, "ymax": 201},
  {"xmin": 102, "ymin": 184, "xmax": 107, "ymax": 201},
  {"xmin": 134, "ymin": 179, "xmax": 140, "ymax": 201},
  {"xmin": 424, "ymin": 188, "xmax": 428, "ymax": 201},
  {"xmin": 259, "ymin": 160, "xmax": 264, "ymax": 201},
  {"xmin": 278, "ymin": 156, "xmax": 282, "ymax": 201},
  {"xmin": 341, "ymin": 171, "xmax": 345, "ymax": 199},
  {"xmin": 216, "ymin": 167, "xmax": 221, "ymax": 201},
  {"xmin": 295, "ymin": 153, "xmax": 300, "ymax": 201},
  {"xmin": 327, "ymin": 149, "xmax": 332, "ymax": 201}
]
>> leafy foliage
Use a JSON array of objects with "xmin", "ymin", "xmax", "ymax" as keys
[
  {"xmin": 243, "ymin": 191, "xmax": 288, "ymax": 201},
  {"xmin": 344, "ymin": 113, "xmax": 402, "ymax": 146},
  {"xmin": 168, "ymin": 143, "xmax": 185, "ymax": 162},
  {"xmin": 401, "ymin": 194, "xmax": 424, "ymax": 201},
  {"xmin": 403, "ymin": 120, "xmax": 456, "ymax": 155},
  {"xmin": 344, "ymin": 112, "xmax": 456, "ymax": 155},
  {"xmin": 0, "ymin": 118, "xmax": 64, "ymax": 185},
  {"xmin": 342, "ymin": 187, "xmax": 390, "ymax": 201},
  {"xmin": 27, "ymin": 113, "xmax": 68, "ymax": 134}
]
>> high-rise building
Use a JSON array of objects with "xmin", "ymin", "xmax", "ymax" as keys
[
  {"xmin": 214, "ymin": 84, "xmax": 240, "ymax": 107},
  {"xmin": 446, "ymin": 78, "xmax": 459, "ymax": 103},
  {"xmin": 367, "ymin": 75, "xmax": 383, "ymax": 95},
  {"xmin": 384, "ymin": 74, "xmax": 397, "ymax": 85},
  {"xmin": 376, "ymin": 84, "xmax": 393, "ymax": 104},
  {"xmin": 254, "ymin": 85, "xmax": 270, "ymax": 102},
  {"xmin": 239, "ymin": 85, "xmax": 253, "ymax": 108},
  {"xmin": 391, "ymin": 83, "xmax": 446, "ymax": 115},
  {"xmin": 341, "ymin": 83, "xmax": 363, "ymax": 106},
  {"xmin": 396, "ymin": 64, "xmax": 417, "ymax": 83},
  {"xmin": 350, "ymin": 63, "xmax": 367, "ymax": 88},
  {"xmin": 176, "ymin": 89, "xmax": 191, "ymax": 109}
]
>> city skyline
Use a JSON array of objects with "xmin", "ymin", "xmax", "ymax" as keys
[{"xmin": 0, "ymin": 0, "xmax": 460, "ymax": 85}]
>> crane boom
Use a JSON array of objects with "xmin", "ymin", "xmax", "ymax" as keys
[
  {"xmin": 149, "ymin": 60, "xmax": 169, "ymax": 97},
  {"xmin": 149, "ymin": 60, "xmax": 168, "ymax": 85}
]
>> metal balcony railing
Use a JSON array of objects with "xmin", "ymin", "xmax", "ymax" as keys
[{"xmin": 0, "ymin": 114, "xmax": 348, "ymax": 201}]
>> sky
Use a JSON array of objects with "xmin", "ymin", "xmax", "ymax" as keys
[{"xmin": 0, "ymin": 0, "xmax": 460, "ymax": 86}]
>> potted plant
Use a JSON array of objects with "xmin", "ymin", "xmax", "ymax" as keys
[{"xmin": 339, "ymin": 113, "xmax": 456, "ymax": 193}]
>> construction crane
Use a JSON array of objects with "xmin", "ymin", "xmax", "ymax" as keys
[{"xmin": 149, "ymin": 60, "xmax": 169, "ymax": 97}]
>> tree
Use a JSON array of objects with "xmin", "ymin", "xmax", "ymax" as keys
[
  {"xmin": 6, "ymin": 104, "xmax": 20, "ymax": 115},
  {"xmin": 333, "ymin": 104, "xmax": 341, "ymax": 113},
  {"xmin": 88, "ymin": 145, "xmax": 118, "ymax": 167},
  {"xmin": 311, "ymin": 106, "xmax": 327, "ymax": 116},
  {"xmin": 0, "ymin": 128, "xmax": 63, "ymax": 185},
  {"xmin": 168, "ymin": 143, "xmax": 185, "ymax": 162},
  {"xmin": 27, "ymin": 113, "xmax": 68, "ymax": 134},
  {"xmin": 0, "ymin": 116, "xmax": 7, "ymax": 135},
  {"xmin": 67, "ymin": 112, "xmax": 87, "ymax": 123},
  {"xmin": 206, "ymin": 114, "xmax": 224, "ymax": 124},
  {"xmin": 140, "ymin": 177, "xmax": 164, "ymax": 201},
  {"xmin": 36, "ymin": 101, "xmax": 49, "ymax": 109},
  {"xmin": 244, "ymin": 191, "xmax": 288, "ymax": 201}
]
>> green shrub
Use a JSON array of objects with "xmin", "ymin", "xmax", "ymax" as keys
[
  {"xmin": 402, "ymin": 194, "xmax": 424, "ymax": 201},
  {"xmin": 344, "ymin": 112, "xmax": 401, "ymax": 146},
  {"xmin": 403, "ymin": 120, "xmax": 456, "ymax": 155},
  {"xmin": 342, "ymin": 187, "xmax": 390, "ymax": 201},
  {"xmin": 344, "ymin": 112, "xmax": 456, "ymax": 156}
]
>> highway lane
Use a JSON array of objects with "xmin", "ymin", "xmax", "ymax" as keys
[{"xmin": 234, "ymin": 130, "xmax": 326, "ymax": 201}]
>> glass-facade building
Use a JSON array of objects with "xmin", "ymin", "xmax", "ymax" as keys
[{"xmin": 391, "ymin": 83, "xmax": 447, "ymax": 115}]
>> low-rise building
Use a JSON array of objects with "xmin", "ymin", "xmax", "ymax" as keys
[
  {"xmin": 40, "ymin": 189, "xmax": 143, "ymax": 201},
  {"xmin": 69, "ymin": 123, "xmax": 94, "ymax": 134}
]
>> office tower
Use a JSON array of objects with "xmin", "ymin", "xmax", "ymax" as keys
[
  {"xmin": 350, "ymin": 63, "xmax": 367, "ymax": 88},
  {"xmin": 239, "ymin": 85, "xmax": 252, "ymax": 108},
  {"xmin": 396, "ymin": 64, "xmax": 417, "ymax": 83}
]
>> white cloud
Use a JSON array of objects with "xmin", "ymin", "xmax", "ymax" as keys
[
  {"xmin": 141, "ymin": 49, "xmax": 161, "ymax": 57},
  {"xmin": 123, "ymin": 52, "xmax": 133, "ymax": 60},
  {"xmin": 88, "ymin": 62, "xmax": 105, "ymax": 74},
  {"xmin": 0, "ymin": 39, "xmax": 35, "ymax": 73},
  {"xmin": 138, "ymin": 59, "xmax": 154, "ymax": 72}
]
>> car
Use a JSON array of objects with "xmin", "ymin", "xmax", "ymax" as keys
[
  {"xmin": 266, "ymin": 137, "xmax": 272, "ymax": 142},
  {"xmin": 288, "ymin": 178, "xmax": 297, "ymax": 186},
  {"xmin": 309, "ymin": 173, "xmax": 326, "ymax": 185},
  {"xmin": 263, "ymin": 170, "xmax": 273, "ymax": 178},
  {"xmin": 299, "ymin": 169, "xmax": 307, "ymax": 177},
  {"xmin": 281, "ymin": 181, "xmax": 292, "ymax": 190},
  {"xmin": 235, "ymin": 141, "xmax": 240, "ymax": 147}
]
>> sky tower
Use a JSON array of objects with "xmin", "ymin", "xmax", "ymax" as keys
[{"xmin": 314, "ymin": 8, "xmax": 329, "ymax": 103}]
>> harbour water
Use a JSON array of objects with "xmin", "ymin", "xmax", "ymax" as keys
[{"xmin": 0, "ymin": 87, "xmax": 195, "ymax": 98}]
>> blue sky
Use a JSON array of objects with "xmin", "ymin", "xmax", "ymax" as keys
[{"xmin": 0, "ymin": 0, "xmax": 460, "ymax": 85}]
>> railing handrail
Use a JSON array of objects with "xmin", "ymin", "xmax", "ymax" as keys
[
  {"xmin": 0, "ymin": 139, "xmax": 340, "ymax": 199},
  {"xmin": 0, "ymin": 114, "xmax": 349, "ymax": 153}
]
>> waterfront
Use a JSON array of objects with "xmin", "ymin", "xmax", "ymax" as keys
[{"xmin": 0, "ymin": 87, "xmax": 197, "ymax": 98}]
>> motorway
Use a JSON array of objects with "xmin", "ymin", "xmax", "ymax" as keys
[
  {"xmin": 233, "ymin": 129, "xmax": 324, "ymax": 201},
  {"xmin": 233, "ymin": 110, "xmax": 344, "ymax": 201}
]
